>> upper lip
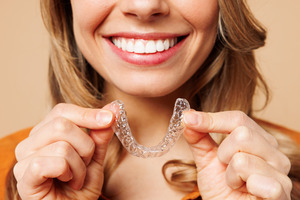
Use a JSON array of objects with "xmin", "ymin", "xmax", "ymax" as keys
[{"xmin": 102, "ymin": 32, "xmax": 189, "ymax": 40}]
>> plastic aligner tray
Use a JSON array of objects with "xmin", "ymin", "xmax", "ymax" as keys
[{"xmin": 112, "ymin": 98, "xmax": 190, "ymax": 158}]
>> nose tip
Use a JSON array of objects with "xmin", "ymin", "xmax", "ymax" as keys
[{"xmin": 120, "ymin": 0, "xmax": 169, "ymax": 21}]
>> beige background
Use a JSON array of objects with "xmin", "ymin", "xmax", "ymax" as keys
[{"xmin": 0, "ymin": 0, "xmax": 300, "ymax": 138}]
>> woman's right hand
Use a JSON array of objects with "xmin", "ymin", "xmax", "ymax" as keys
[{"xmin": 13, "ymin": 103, "xmax": 116, "ymax": 200}]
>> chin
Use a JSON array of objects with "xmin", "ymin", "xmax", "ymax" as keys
[{"xmin": 117, "ymin": 83, "xmax": 180, "ymax": 98}]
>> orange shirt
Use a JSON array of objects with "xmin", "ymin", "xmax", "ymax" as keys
[
  {"xmin": 1, "ymin": 124, "xmax": 299, "ymax": 199},
  {"xmin": 0, "ymin": 127, "xmax": 32, "ymax": 199}
]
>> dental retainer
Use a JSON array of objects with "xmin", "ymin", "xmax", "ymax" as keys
[{"xmin": 112, "ymin": 98, "xmax": 190, "ymax": 158}]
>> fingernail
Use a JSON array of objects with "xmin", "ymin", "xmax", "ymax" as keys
[
  {"xmin": 184, "ymin": 112, "xmax": 200, "ymax": 126},
  {"xmin": 96, "ymin": 110, "xmax": 114, "ymax": 126}
]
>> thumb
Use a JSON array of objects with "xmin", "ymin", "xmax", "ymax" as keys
[
  {"xmin": 183, "ymin": 111, "xmax": 219, "ymax": 169},
  {"xmin": 183, "ymin": 111, "xmax": 233, "ymax": 199},
  {"xmin": 89, "ymin": 127, "xmax": 114, "ymax": 166},
  {"xmin": 83, "ymin": 127, "xmax": 114, "ymax": 194},
  {"xmin": 89, "ymin": 103, "xmax": 117, "ymax": 166},
  {"xmin": 83, "ymin": 104, "xmax": 116, "ymax": 192}
]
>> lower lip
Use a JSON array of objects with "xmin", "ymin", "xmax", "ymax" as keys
[{"xmin": 105, "ymin": 37, "xmax": 186, "ymax": 66}]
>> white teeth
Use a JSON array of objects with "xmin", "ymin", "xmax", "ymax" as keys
[
  {"xmin": 156, "ymin": 40, "xmax": 164, "ymax": 52},
  {"xmin": 112, "ymin": 37, "xmax": 179, "ymax": 54},
  {"xmin": 145, "ymin": 40, "xmax": 156, "ymax": 53},
  {"xmin": 163, "ymin": 39, "xmax": 169, "ymax": 50},
  {"xmin": 112, "ymin": 38, "xmax": 117, "ymax": 46},
  {"xmin": 170, "ymin": 39, "xmax": 174, "ymax": 48},
  {"xmin": 134, "ymin": 40, "xmax": 145, "ymax": 53},
  {"xmin": 126, "ymin": 40, "xmax": 134, "ymax": 52},
  {"xmin": 112, "ymin": 38, "xmax": 120, "ymax": 48},
  {"xmin": 121, "ymin": 38, "xmax": 126, "ymax": 51}
]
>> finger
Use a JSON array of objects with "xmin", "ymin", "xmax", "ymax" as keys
[
  {"xmin": 183, "ymin": 128, "xmax": 218, "ymax": 170},
  {"xmin": 183, "ymin": 110, "xmax": 278, "ymax": 147},
  {"xmin": 89, "ymin": 128, "xmax": 114, "ymax": 166},
  {"xmin": 218, "ymin": 126, "xmax": 291, "ymax": 174},
  {"xmin": 83, "ymin": 128, "xmax": 115, "ymax": 191},
  {"xmin": 17, "ymin": 156, "xmax": 73, "ymax": 199},
  {"xmin": 247, "ymin": 174, "xmax": 290, "ymax": 200},
  {"xmin": 15, "ymin": 119, "xmax": 95, "ymax": 165},
  {"xmin": 225, "ymin": 152, "xmax": 292, "ymax": 198},
  {"xmin": 31, "ymin": 103, "xmax": 116, "ymax": 134},
  {"xmin": 14, "ymin": 141, "xmax": 87, "ymax": 190}
]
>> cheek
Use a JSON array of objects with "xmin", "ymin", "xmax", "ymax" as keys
[
  {"xmin": 176, "ymin": 0, "xmax": 219, "ymax": 30},
  {"xmin": 71, "ymin": 0, "xmax": 114, "ymax": 35}
]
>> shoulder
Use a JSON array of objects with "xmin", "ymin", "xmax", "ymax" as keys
[
  {"xmin": 0, "ymin": 127, "xmax": 32, "ymax": 199},
  {"xmin": 0, "ymin": 127, "xmax": 32, "ymax": 158},
  {"xmin": 254, "ymin": 118, "xmax": 300, "ymax": 145},
  {"xmin": 0, "ymin": 127, "xmax": 32, "ymax": 146}
]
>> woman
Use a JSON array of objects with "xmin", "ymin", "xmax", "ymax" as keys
[{"xmin": 4, "ymin": 0, "xmax": 300, "ymax": 199}]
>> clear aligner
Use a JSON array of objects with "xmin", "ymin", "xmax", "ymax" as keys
[{"xmin": 112, "ymin": 98, "xmax": 190, "ymax": 158}]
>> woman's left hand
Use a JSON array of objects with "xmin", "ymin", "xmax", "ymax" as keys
[{"xmin": 183, "ymin": 110, "xmax": 292, "ymax": 200}]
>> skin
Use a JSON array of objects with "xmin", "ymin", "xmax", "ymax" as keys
[
  {"xmin": 71, "ymin": 0, "xmax": 218, "ymax": 97},
  {"xmin": 14, "ymin": 0, "xmax": 292, "ymax": 199}
]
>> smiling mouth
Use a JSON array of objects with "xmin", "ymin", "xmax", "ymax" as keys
[{"xmin": 110, "ymin": 36, "xmax": 187, "ymax": 54}]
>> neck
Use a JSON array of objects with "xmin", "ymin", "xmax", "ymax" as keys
[{"xmin": 104, "ymin": 84, "xmax": 185, "ymax": 147}]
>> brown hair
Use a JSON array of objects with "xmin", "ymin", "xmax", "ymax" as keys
[{"xmin": 6, "ymin": 0, "xmax": 300, "ymax": 199}]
